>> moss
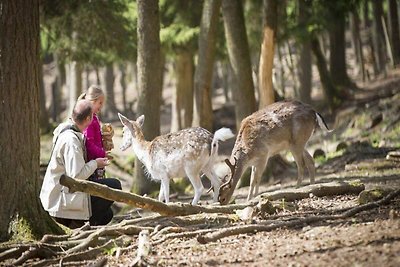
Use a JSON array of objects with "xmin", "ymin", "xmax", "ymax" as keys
[
  {"xmin": 9, "ymin": 216, "xmax": 35, "ymax": 242},
  {"xmin": 358, "ymin": 188, "xmax": 392, "ymax": 205}
]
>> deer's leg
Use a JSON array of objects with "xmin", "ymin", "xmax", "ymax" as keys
[
  {"xmin": 185, "ymin": 169, "xmax": 204, "ymax": 205},
  {"xmin": 303, "ymin": 150, "xmax": 315, "ymax": 184},
  {"xmin": 290, "ymin": 146, "xmax": 306, "ymax": 187},
  {"xmin": 160, "ymin": 177, "xmax": 170, "ymax": 203},
  {"xmin": 247, "ymin": 159, "xmax": 268, "ymax": 201},
  {"xmin": 158, "ymin": 183, "xmax": 165, "ymax": 202},
  {"xmin": 203, "ymin": 169, "xmax": 221, "ymax": 203}
]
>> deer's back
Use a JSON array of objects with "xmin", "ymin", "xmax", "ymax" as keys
[
  {"xmin": 233, "ymin": 101, "xmax": 316, "ymax": 157},
  {"xmin": 148, "ymin": 127, "xmax": 213, "ymax": 175}
]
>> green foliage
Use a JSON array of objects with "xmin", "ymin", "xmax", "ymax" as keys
[
  {"xmin": 159, "ymin": 0, "xmax": 202, "ymax": 56},
  {"xmin": 41, "ymin": 0, "xmax": 137, "ymax": 64}
]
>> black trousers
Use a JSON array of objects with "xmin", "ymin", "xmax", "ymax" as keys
[
  {"xmin": 89, "ymin": 177, "xmax": 122, "ymax": 226},
  {"xmin": 55, "ymin": 177, "xmax": 122, "ymax": 228}
]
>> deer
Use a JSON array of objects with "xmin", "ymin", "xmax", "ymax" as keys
[
  {"xmin": 218, "ymin": 100, "xmax": 332, "ymax": 205},
  {"xmin": 118, "ymin": 113, "xmax": 234, "ymax": 205}
]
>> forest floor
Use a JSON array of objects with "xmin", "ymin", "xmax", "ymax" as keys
[
  {"xmin": 106, "ymin": 69, "xmax": 400, "ymax": 266},
  {"xmin": 23, "ymin": 68, "xmax": 400, "ymax": 266}
]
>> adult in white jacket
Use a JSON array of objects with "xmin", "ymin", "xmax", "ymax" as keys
[{"xmin": 40, "ymin": 99, "xmax": 121, "ymax": 228}]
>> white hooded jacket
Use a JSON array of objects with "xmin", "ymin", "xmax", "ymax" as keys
[{"xmin": 40, "ymin": 121, "xmax": 98, "ymax": 220}]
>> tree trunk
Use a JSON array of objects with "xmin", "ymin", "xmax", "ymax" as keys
[
  {"xmin": 350, "ymin": 9, "xmax": 366, "ymax": 81},
  {"xmin": 297, "ymin": 0, "xmax": 312, "ymax": 104},
  {"xmin": 103, "ymin": 63, "xmax": 118, "ymax": 120},
  {"xmin": 193, "ymin": 0, "xmax": 221, "ymax": 131},
  {"xmin": 0, "ymin": 0, "xmax": 63, "ymax": 241},
  {"xmin": 388, "ymin": 0, "xmax": 400, "ymax": 65},
  {"xmin": 372, "ymin": 0, "xmax": 387, "ymax": 74},
  {"xmin": 67, "ymin": 61, "xmax": 82, "ymax": 116},
  {"xmin": 329, "ymin": 10, "xmax": 355, "ymax": 89},
  {"xmin": 134, "ymin": 0, "xmax": 162, "ymax": 195},
  {"xmin": 258, "ymin": 0, "xmax": 278, "ymax": 108},
  {"xmin": 311, "ymin": 38, "xmax": 338, "ymax": 111},
  {"xmin": 222, "ymin": 0, "xmax": 256, "ymax": 130},
  {"xmin": 171, "ymin": 50, "xmax": 194, "ymax": 132},
  {"xmin": 120, "ymin": 63, "xmax": 128, "ymax": 113}
]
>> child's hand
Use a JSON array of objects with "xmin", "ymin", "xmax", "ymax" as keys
[{"xmin": 96, "ymin": 157, "xmax": 110, "ymax": 168}]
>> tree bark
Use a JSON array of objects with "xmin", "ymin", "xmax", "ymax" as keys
[
  {"xmin": 388, "ymin": 0, "xmax": 400, "ymax": 65},
  {"xmin": 0, "ymin": 0, "xmax": 63, "ymax": 241},
  {"xmin": 39, "ymin": 58, "xmax": 51, "ymax": 133},
  {"xmin": 103, "ymin": 63, "xmax": 118, "ymax": 120},
  {"xmin": 67, "ymin": 60, "xmax": 82, "ymax": 116},
  {"xmin": 193, "ymin": 0, "xmax": 221, "ymax": 131},
  {"xmin": 311, "ymin": 37, "xmax": 338, "ymax": 111},
  {"xmin": 297, "ymin": 0, "xmax": 312, "ymax": 104},
  {"xmin": 258, "ymin": 0, "xmax": 278, "ymax": 109},
  {"xmin": 222, "ymin": 0, "xmax": 256, "ymax": 130},
  {"xmin": 372, "ymin": 0, "xmax": 387, "ymax": 74},
  {"xmin": 171, "ymin": 50, "xmax": 194, "ymax": 132},
  {"xmin": 329, "ymin": 9, "xmax": 355, "ymax": 89},
  {"xmin": 134, "ymin": 0, "xmax": 162, "ymax": 195},
  {"xmin": 350, "ymin": 9, "xmax": 366, "ymax": 81}
]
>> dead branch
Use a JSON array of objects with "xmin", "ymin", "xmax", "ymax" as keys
[
  {"xmin": 197, "ymin": 189, "xmax": 400, "ymax": 244},
  {"xmin": 60, "ymin": 175, "xmax": 252, "ymax": 216},
  {"xmin": 152, "ymin": 229, "xmax": 216, "ymax": 246},
  {"xmin": 258, "ymin": 181, "xmax": 365, "ymax": 201}
]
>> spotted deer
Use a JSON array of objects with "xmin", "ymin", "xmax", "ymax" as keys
[
  {"xmin": 218, "ymin": 100, "xmax": 332, "ymax": 205},
  {"xmin": 118, "ymin": 113, "xmax": 234, "ymax": 205}
]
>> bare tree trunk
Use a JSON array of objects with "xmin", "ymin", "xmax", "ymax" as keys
[
  {"xmin": 350, "ymin": 9, "xmax": 366, "ymax": 81},
  {"xmin": 171, "ymin": 50, "xmax": 194, "ymax": 132},
  {"xmin": 297, "ymin": 0, "xmax": 312, "ymax": 103},
  {"xmin": 0, "ymin": 0, "xmax": 63, "ymax": 241},
  {"xmin": 372, "ymin": 0, "xmax": 387, "ymax": 74},
  {"xmin": 311, "ymin": 38, "xmax": 338, "ymax": 111},
  {"xmin": 134, "ymin": 0, "xmax": 162, "ymax": 195},
  {"xmin": 222, "ymin": 0, "xmax": 256, "ymax": 130},
  {"xmin": 329, "ymin": 10, "xmax": 356, "ymax": 89},
  {"xmin": 103, "ymin": 63, "xmax": 118, "ymax": 120},
  {"xmin": 120, "ymin": 63, "xmax": 128, "ymax": 113},
  {"xmin": 193, "ymin": 0, "xmax": 221, "ymax": 131},
  {"xmin": 388, "ymin": 0, "xmax": 400, "ymax": 65},
  {"xmin": 258, "ymin": 0, "xmax": 278, "ymax": 109},
  {"xmin": 67, "ymin": 61, "xmax": 82, "ymax": 116}
]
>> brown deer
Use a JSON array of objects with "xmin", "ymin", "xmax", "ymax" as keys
[
  {"xmin": 218, "ymin": 100, "xmax": 332, "ymax": 205},
  {"xmin": 118, "ymin": 113, "xmax": 234, "ymax": 205}
]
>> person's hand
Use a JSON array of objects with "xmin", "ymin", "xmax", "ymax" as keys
[
  {"xmin": 106, "ymin": 152, "xmax": 114, "ymax": 160},
  {"xmin": 96, "ymin": 157, "xmax": 110, "ymax": 168}
]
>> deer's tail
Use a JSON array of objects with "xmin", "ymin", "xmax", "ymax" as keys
[
  {"xmin": 210, "ymin": 128, "xmax": 235, "ymax": 157},
  {"xmin": 316, "ymin": 112, "xmax": 333, "ymax": 132}
]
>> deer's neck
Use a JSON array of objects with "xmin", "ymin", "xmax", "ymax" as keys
[{"xmin": 131, "ymin": 133, "xmax": 151, "ymax": 167}]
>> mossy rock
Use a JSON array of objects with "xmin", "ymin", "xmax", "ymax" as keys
[{"xmin": 358, "ymin": 188, "xmax": 392, "ymax": 204}]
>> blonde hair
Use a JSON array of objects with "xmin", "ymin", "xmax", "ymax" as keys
[{"xmin": 78, "ymin": 85, "xmax": 104, "ymax": 101}]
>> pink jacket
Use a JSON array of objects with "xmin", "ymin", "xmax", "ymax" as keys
[{"xmin": 84, "ymin": 114, "xmax": 106, "ymax": 161}]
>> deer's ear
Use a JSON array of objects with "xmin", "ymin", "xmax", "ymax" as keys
[
  {"xmin": 136, "ymin": 115, "xmax": 145, "ymax": 127},
  {"xmin": 118, "ymin": 113, "xmax": 130, "ymax": 126}
]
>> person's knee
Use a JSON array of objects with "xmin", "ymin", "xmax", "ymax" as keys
[{"xmin": 108, "ymin": 178, "xmax": 122, "ymax": 190}]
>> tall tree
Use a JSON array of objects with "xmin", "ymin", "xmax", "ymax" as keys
[
  {"xmin": 102, "ymin": 64, "xmax": 119, "ymax": 120},
  {"xmin": 388, "ymin": 0, "xmax": 400, "ymax": 65},
  {"xmin": 0, "ymin": 0, "xmax": 63, "ymax": 241},
  {"xmin": 372, "ymin": 0, "xmax": 386, "ymax": 74},
  {"xmin": 350, "ymin": 8, "xmax": 366, "ymax": 81},
  {"xmin": 328, "ymin": 3, "xmax": 356, "ymax": 89},
  {"xmin": 222, "ymin": 0, "xmax": 256, "ymax": 129},
  {"xmin": 193, "ymin": 0, "xmax": 222, "ymax": 131},
  {"xmin": 258, "ymin": 0, "xmax": 278, "ymax": 108},
  {"xmin": 134, "ymin": 0, "xmax": 162, "ymax": 194},
  {"xmin": 297, "ymin": 0, "xmax": 312, "ymax": 104}
]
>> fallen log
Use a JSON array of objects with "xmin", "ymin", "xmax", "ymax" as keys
[
  {"xmin": 258, "ymin": 181, "xmax": 365, "ymax": 201},
  {"xmin": 60, "ymin": 174, "xmax": 251, "ymax": 216}
]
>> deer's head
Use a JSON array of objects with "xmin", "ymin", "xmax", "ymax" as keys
[
  {"xmin": 218, "ymin": 158, "xmax": 238, "ymax": 205},
  {"xmin": 118, "ymin": 113, "xmax": 145, "ymax": 151}
]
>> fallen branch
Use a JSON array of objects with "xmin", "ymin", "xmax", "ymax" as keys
[
  {"xmin": 197, "ymin": 188, "xmax": 400, "ymax": 244},
  {"xmin": 60, "ymin": 174, "xmax": 252, "ymax": 216}
]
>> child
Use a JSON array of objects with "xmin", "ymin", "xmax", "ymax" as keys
[{"xmin": 78, "ymin": 85, "xmax": 112, "ymax": 180}]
